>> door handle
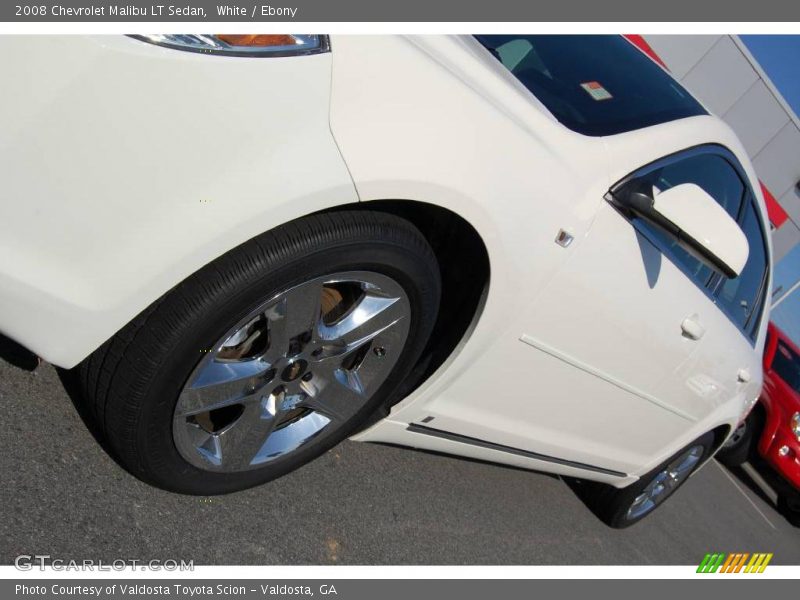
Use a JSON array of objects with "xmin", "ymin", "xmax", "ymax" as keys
[
  {"xmin": 737, "ymin": 368, "xmax": 751, "ymax": 383},
  {"xmin": 681, "ymin": 315, "xmax": 705, "ymax": 340}
]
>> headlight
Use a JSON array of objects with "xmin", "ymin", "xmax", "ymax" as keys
[
  {"xmin": 131, "ymin": 34, "xmax": 328, "ymax": 57},
  {"xmin": 792, "ymin": 412, "xmax": 800, "ymax": 441}
]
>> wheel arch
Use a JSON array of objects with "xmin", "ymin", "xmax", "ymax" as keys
[
  {"xmin": 318, "ymin": 199, "xmax": 492, "ymax": 399},
  {"xmin": 59, "ymin": 197, "xmax": 492, "ymax": 398},
  {"xmin": 708, "ymin": 401, "xmax": 767, "ymax": 461},
  {"xmin": 710, "ymin": 423, "xmax": 734, "ymax": 458}
]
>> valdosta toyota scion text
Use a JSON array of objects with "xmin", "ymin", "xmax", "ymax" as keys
[{"xmin": 0, "ymin": 35, "xmax": 772, "ymax": 527}]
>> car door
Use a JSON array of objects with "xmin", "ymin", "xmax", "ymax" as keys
[
  {"xmin": 689, "ymin": 190, "xmax": 770, "ymax": 419},
  {"xmin": 424, "ymin": 146, "xmax": 757, "ymax": 476}
]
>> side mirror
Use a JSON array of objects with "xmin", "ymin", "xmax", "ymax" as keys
[{"xmin": 614, "ymin": 183, "xmax": 749, "ymax": 278}]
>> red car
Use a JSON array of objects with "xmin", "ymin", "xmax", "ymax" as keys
[{"xmin": 718, "ymin": 322, "xmax": 800, "ymax": 525}]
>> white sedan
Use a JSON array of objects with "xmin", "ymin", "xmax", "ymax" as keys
[{"xmin": 0, "ymin": 34, "xmax": 771, "ymax": 527}]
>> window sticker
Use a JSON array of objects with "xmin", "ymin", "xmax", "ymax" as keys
[{"xmin": 580, "ymin": 81, "xmax": 613, "ymax": 101}]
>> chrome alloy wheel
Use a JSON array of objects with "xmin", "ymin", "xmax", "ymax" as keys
[
  {"xmin": 172, "ymin": 271, "xmax": 410, "ymax": 472},
  {"xmin": 626, "ymin": 445, "xmax": 704, "ymax": 520}
]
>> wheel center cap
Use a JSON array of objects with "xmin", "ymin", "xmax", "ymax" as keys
[{"xmin": 281, "ymin": 359, "xmax": 308, "ymax": 382}]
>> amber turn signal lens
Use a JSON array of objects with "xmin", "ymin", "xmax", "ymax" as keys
[{"xmin": 215, "ymin": 35, "xmax": 298, "ymax": 47}]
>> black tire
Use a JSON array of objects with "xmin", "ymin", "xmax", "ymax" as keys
[
  {"xmin": 715, "ymin": 412, "xmax": 758, "ymax": 468},
  {"xmin": 76, "ymin": 211, "xmax": 441, "ymax": 494},
  {"xmin": 581, "ymin": 432, "xmax": 715, "ymax": 528}
]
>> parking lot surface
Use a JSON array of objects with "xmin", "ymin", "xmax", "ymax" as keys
[{"xmin": 2, "ymin": 358, "xmax": 799, "ymax": 565}]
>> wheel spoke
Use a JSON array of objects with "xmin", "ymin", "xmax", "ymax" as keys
[
  {"xmin": 251, "ymin": 411, "xmax": 331, "ymax": 465},
  {"xmin": 317, "ymin": 293, "xmax": 405, "ymax": 355},
  {"xmin": 177, "ymin": 359, "xmax": 274, "ymax": 416},
  {"xmin": 630, "ymin": 492, "xmax": 651, "ymax": 512},
  {"xmin": 262, "ymin": 280, "xmax": 324, "ymax": 361},
  {"xmin": 627, "ymin": 473, "xmax": 664, "ymax": 519},
  {"xmin": 669, "ymin": 447, "xmax": 702, "ymax": 479},
  {"xmin": 300, "ymin": 366, "xmax": 366, "ymax": 423},
  {"xmin": 191, "ymin": 354, "xmax": 274, "ymax": 389},
  {"xmin": 203, "ymin": 396, "xmax": 280, "ymax": 470}
]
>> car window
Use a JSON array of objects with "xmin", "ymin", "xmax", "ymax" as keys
[
  {"xmin": 474, "ymin": 35, "xmax": 707, "ymax": 136},
  {"xmin": 621, "ymin": 152, "xmax": 746, "ymax": 286},
  {"xmin": 715, "ymin": 200, "xmax": 769, "ymax": 335},
  {"xmin": 772, "ymin": 341, "xmax": 800, "ymax": 394}
]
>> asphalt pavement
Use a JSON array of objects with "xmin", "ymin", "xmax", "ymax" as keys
[{"xmin": 2, "ymin": 355, "xmax": 799, "ymax": 565}]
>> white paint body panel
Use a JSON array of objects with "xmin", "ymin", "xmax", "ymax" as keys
[
  {"xmin": 0, "ymin": 36, "xmax": 358, "ymax": 367},
  {"xmin": 0, "ymin": 35, "xmax": 771, "ymax": 487},
  {"xmin": 328, "ymin": 35, "xmax": 769, "ymax": 484}
]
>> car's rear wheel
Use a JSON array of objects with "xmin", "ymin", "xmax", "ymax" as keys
[
  {"xmin": 580, "ymin": 432, "xmax": 715, "ymax": 528},
  {"xmin": 77, "ymin": 211, "xmax": 441, "ymax": 494}
]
